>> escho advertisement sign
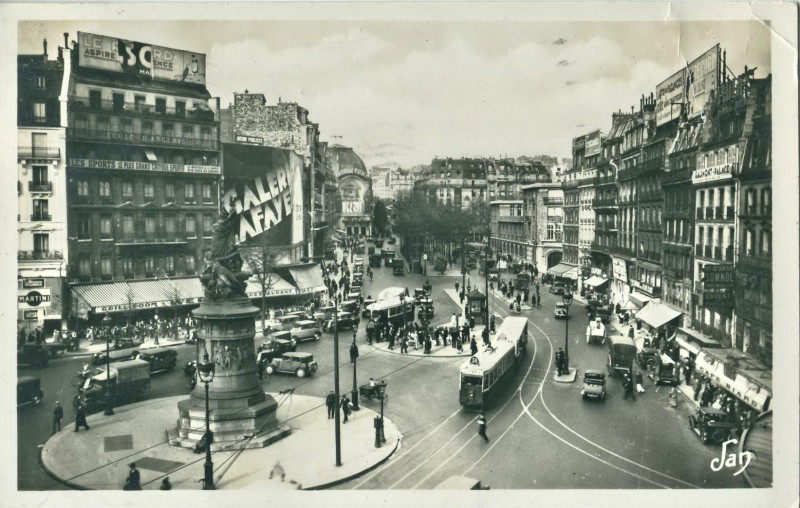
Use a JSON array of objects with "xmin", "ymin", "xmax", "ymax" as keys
[
  {"xmin": 221, "ymin": 144, "xmax": 304, "ymax": 246},
  {"xmin": 655, "ymin": 45, "xmax": 719, "ymax": 126},
  {"xmin": 78, "ymin": 31, "xmax": 206, "ymax": 85},
  {"xmin": 584, "ymin": 130, "xmax": 602, "ymax": 157},
  {"xmin": 702, "ymin": 264, "xmax": 734, "ymax": 308}
]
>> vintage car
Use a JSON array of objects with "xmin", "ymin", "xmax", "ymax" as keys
[
  {"xmin": 290, "ymin": 320, "xmax": 323, "ymax": 342},
  {"xmin": 606, "ymin": 335, "xmax": 637, "ymax": 377},
  {"xmin": 274, "ymin": 312, "xmax": 309, "ymax": 332},
  {"xmin": 323, "ymin": 311, "xmax": 360, "ymax": 332},
  {"xmin": 392, "ymin": 259, "xmax": 405, "ymax": 275},
  {"xmin": 375, "ymin": 239, "xmax": 384, "ymax": 249},
  {"xmin": 347, "ymin": 290, "xmax": 363, "ymax": 305},
  {"xmin": 362, "ymin": 296, "xmax": 376, "ymax": 318},
  {"xmin": 549, "ymin": 283, "xmax": 568, "ymax": 296},
  {"xmin": 313, "ymin": 306, "xmax": 337, "ymax": 325},
  {"xmin": 387, "ymin": 237, "xmax": 396, "ymax": 245},
  {"xmin": 581, "ymin": 370, "xmax": 606, "ymax": 400},
  {"xmin": 417, "ymin": 297, "xmax": 435, "ymax": 320},
  {"xmin": 688, "ymin": 407, "xmax": 738, "ymax": 444},
  {"xmin": 352, "ymin": 272, "xmax": 364, "ymax": 285},
  {"xmin": 92, "ymin": 346, "xmax": 139, "ymax": 366},
  {"xmin": 636, "ymin": 337, "xmax": 659, "ymax": 369},
  {"xmin": 382, "ymin": 249, "xmax": 396, "ymax": 266},
  {"xmin": 133, "ymin": 348, "xmax": 178, "ymax": 374},
  {"xmin": 369, "ymin": 254, "xmax": 383, "ymax": 268},
  {"xmin": 256, "ymin": 338, "xmax": 297, "ymax": 366},
  {"xmin": 554, "ymin": 302, "xmax": 569, "ymax": 319},
  {"xmin": 17, "ymin": 376, "xmax": 44, "ymax": 407},
  {"xmin": 339, "ymin": 299, "xmax": 360, "ymax": 314},
  {"xmin": 264, "ymin": 352, "xmax": 318, "ymax": 378},
  {"xmin": 652, "ymin": 353, "xmax": 680, "ymax": 385},
  {"xmin": 17, "ymin": 344, "xmax": 50, "ymax": 369},
  {"xmin": 585, "ymin": 318, "xmax": 606, "ymax": 344},
  {"xmin": 588, "ymin": 305, "xmax": 613, "ymax": 324}
]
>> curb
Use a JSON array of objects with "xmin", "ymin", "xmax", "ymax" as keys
[
  {"xmin": 39, "ymin": 442, "xmax": 89, "ymax": 491},
  {"xmin": 304, "ymin": 437, "xmax": 401, "ymax": 490}
]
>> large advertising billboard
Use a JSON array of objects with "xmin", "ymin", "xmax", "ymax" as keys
[
  {"xmin": 655, "ymin": 44, "xmax": 719, "ymax": 126},
  {"xmin": 221, "ymin": 144, "xmax": 305, "ymax": 246},
  {"xmin": 584, "ymin": 130, "xmax": 603, "ymax": 157},
  {"xmin": 78, "ymin": 31, "xmax": 206, "ymax": 85}
]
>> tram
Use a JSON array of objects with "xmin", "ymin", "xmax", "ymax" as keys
[
  {"xmin": 366, "ymin": 294, "xmax": 415, "ymax": 327},
  {"xmin": 459, "ymin": 316, "xmax": 529, "ymax": 410}
]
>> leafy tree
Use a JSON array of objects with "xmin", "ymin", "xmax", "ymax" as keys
[{"xmin": 372, "ymin": 199, "xmax": 389, "ymax": 236}]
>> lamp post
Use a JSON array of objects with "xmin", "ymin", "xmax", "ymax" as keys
[
  {"xmin": 197, "ymin": 351, "xmax": 216, "ymax": 490},
  {"xmin": 378, "ymin": 380, "xmax": 387, "ymax": 443},
  {"xmin": 102, "ymin": 313, "xmax": 114, "ymax": 416},
  {"xmin": 562, "ymin": 291, "xmax": 573, "ymax": 373},
  {"xmin": 399, "ymin": 292, "xmax": 406, "ymax": 341},
  {"xmin": 351, "ymin": 329, "xmax": 360, "ymax": 411},
  {"xmin": 332, "ymin": 297, "xmax": 342, "ymax": 467}
]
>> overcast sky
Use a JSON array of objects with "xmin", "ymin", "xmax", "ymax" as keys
[{"xmin": 19, "ymin": 19, "xmax": 770, "ymax": 169}]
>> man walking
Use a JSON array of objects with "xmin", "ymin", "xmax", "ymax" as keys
[
  {"xmin": 470, "ymin": 337, "xmax": 478, "ymax": 356},
  {"xmin": 477, "ymin": 413, "xmax": 489, "ymax": 443},
  {"xmin": 74, "ymin": 403, "xmax": 90, "ymax": 431},
  {"xmin": 123, "ymin": 463, "xmax": 141, "ymax": 490},
  {"xmin": 349, "ymin": 341, "xmax": 359, "ymax": 363},
  {"xmin": 555, "ymin": 348, "xmax": 564, "ymax": 376},
  {"xmin": 326, "ymin": 391, "xmax": 336, "ymax": 419},
  {"xmin": 52, "ymin": 401, "xmax": 63, "ymax": 434},
  {"xmin": 340, "ymin": 395, "xmax": 351, "ymax": 423}
]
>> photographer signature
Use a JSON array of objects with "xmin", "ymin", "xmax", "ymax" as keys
[{"xmin": 710, "ymin": 438, "xmax": 756, "ymax": 476}]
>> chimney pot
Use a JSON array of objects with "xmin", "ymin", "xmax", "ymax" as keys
[{"xmin": 63, "ymin": 32, "xmax": 68, "ymax": 48}]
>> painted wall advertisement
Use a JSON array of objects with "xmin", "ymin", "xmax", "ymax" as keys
[
  {"xmin": 584, "ymin": 130, "xmax": 602, "ymax": 157},
  {"xmin": 611, "ymin": 257, "xmax": 628, "ymax": 283},
  {"xmin": 655, "ymin": 44, "xmax": 719, "ymax": 126},
  {"xmin": 221, "ymin": 143, "xmax": 304, "ymax": 246},
  {"xmin": 702, "ymin": 264, "xmax": 735, "ymax": 308},
  {"xmin": 340, "ymin": 178, "xmax": 367, "ymax": 215},
  {"xmin": 78, "ymin": 31, "xmax": 206, "ymax": 85}
]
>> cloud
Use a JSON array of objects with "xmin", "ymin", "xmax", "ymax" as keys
[
  {"xmin": 557, "ymin": 59, "xmax": 570, "ymax": 67},
  {"xmin": 553, "ymin": 38, "xmax": 568, "ymax": 45}
]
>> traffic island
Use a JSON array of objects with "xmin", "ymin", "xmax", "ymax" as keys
[
  {"xmin": 40, "ymin": 393, "xmax": 400, "ymax": 490},
  {"xmin": 553, "ymin": 367, "xmax": 578, "ymax": 383}
]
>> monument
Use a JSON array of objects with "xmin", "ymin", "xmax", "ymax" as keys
[{"xmin": 173, "ymin": 204, "xmax": 290, "ymax": 450}]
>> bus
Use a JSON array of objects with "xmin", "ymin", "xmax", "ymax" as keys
[
  {"xmin": 367, "ymin": 295, "xmax": 415, "ymax": 327},
  {"xmin": 459, "ymin": 316, "xmax": 529, "ymax": 411},
  {"xmin": 516, "ymin": 271, "xmax": 532, "ymax": 291}
]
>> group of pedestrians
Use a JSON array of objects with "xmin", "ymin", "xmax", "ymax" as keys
[{"xmin": 325, "ymin": 390, "xmax": 354, "ymax": 423}]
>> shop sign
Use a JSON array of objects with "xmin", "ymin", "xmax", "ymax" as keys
[
  {"xmin": 22, "ymin": 278, "xmax": 45, "ymax": 289},
  {"xmin": 70, "ymin": 158, "xmax": 220, "ymax": 175},
  {"xmin": 235, "ymin": 135, "xmax": 264, "ymax": 146},
  {"xmin": 630, "ymin": 279, "xmax": 655, "ymax": 295},
  {"xmin": 18, "ymin": 289, "xmax": 51, "ymax": 308},
  {"xmin": 584, "ymin": 130, "xmax": 602, "ymax": 157},
  {"xmin": 692, "ymin": 162, "xmax": 735, "ymax": 184},
  {"xmin": 23, "ymin": 309, "xmax": 39, "ymax": 320},
  {"xmin": 338, "ymin": 167, "xmax": 369, "ymax": 179},
  {"xmin": 611, "ymin": 257, "xmax": 628, "ymax": 283},
  {"xmin": 96, "ymin": 296, "xmax": 200, "ymax": 313},
  {"xmin": 702, "ymin": 264, "xmax": 735, "ymax": 308},
  {"xmin": 655, "ymin": 44, "xmax": 719, "ymax": 126}
]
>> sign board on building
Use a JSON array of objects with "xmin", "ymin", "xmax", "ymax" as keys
[
  {"xmin": 655, "ymin": 44, "xmax": 719, "ymax": 126},
  {"xmin": 23, "ymin": 309, "xmax": 39, "ymax": 320},
  {"xmin": 338, "ymin": 167, "xmax": 369, "ymax": 179},
  {"xmin": 611, "ymin": 257, "xmax": 628, "ymax": 283},
  {"xmin": 18, "ymin": 289, "xmax": 51, "ymax": 309},
  {"xmin": 221, "ymin": 143, "xmax": 304, "ymax": 246},
  {"xmin": 22, "ymin": 278, "xmax": 45, "ymax": 289},
  {"xmin": 584, "ymin": 130, "xmax": 602, "ymax": 157},
  {"xmin": 235, "ymin": 135, "xmax": 264, "ymax": 146},
  {"xmin": 70, "ymin": 158, "xmax": 220, "ymax": 175},
  {"xmin": 702, "ymin": 264, "xmax": 735, "ymax": 308},
  {"xmin": 78, "ymin": 32, "xmax": 206, "ymax": 85},
  {"xmin": 691, "ymin": 162, "xmax": 735, "ymax": 184}
]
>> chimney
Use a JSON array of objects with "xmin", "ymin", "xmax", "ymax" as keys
[
  {"xmin": 63, "ymin": 32, "xmax": 68, "ymax": 48},
  {"xmin": 43, "ymin": 38, "xmax": 48, "ymax": 59}
]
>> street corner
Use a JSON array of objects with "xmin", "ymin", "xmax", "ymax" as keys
[{"xmin": 553, "ymin": 367, "xmax": 578, "ymax": 383}]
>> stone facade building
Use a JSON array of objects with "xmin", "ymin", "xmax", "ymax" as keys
[
  {"xmin": 521, "ymin": 183, "xmax": 563, "ymax": 271},
  {"xmin": 328, "ymin": 144, "xmax": 372, "ymax": 237}
]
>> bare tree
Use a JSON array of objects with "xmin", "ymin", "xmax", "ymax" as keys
[
  {"xmin": 241, "ymin": 234, "xmax": 280, "ymax": 335},
  {"xmin": 161, "ymin": 277, "xmax": 185, "ymax": 343},
  {"xmin": 124, "ymin": 286, "xmax": 136, "ymax": 328}
]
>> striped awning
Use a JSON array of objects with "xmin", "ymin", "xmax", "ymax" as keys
[
  {"xmin": 288, "ymin": 264, "xmax": 327, "ymax": 294},
  {"xmin": 547, "ymin": 263, "xmax": 575, "ymax": 276},
  {"xmin": 72, "ymin": 277, "xmax": 204, "ymax": 314},
  {"xmin": 245, "ymin": 273, "xmax": 298, "ymax": 298}
]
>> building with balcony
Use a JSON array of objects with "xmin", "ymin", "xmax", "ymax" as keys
[
  {"xmin": 370, "ymin": 167, "xmax": 417, "ymax": 202},
  {"xmin": 415, "ymin": 157, "xmax": 488, "ymax": 209},
  {"xmin": 18, "ymin": 40, "xmax": 69, "ymax": 334},
  {"xmin": 65, "ymin": 32, "xmax": 220, "ymax": 324},
  {"xmin": 520, "ymin": 183, "xmax": 562, "ymax": 271},
  {"xmin": 489, "ymin": 200, "xmax": 525, "ymax": 262}
]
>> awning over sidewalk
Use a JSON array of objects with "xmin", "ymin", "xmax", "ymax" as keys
[
  {"xmin": 245, "ymin": 273, "xmax": 298, "ymax": 299},
  {"xmin": 627, "ymin": 292, "xmax": 652, "ymax": 308},
  {"xmin": 288, "ymin": 264, "xmax": 326, "ymax": 294},
  {"xmin": 73, "ymin": 277, "xmax": 203, "ymax": 314},
  {"xmin": 584, "ymin": 275, "xmax": 609, "ymax": 288},
  {"xmin": 695, "ymin": 349, "xmax": 772, "ymax": 412},
  {"xmin": 636, "ymin": 302, "xmax": 682, "ymax": 329},
  {"xmin": 547, "ymin": 263, "xmax": 574, "ymax": 276}
]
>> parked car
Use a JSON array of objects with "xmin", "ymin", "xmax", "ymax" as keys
[
  {"xmin": 369, "ymin": 254, "xmax": 383, "ymax": 268},
  {"xmin": 387, "ymin": 237, "xmax": 396, "ymax": 245},
  {"xmin": 290, "ymin": 320, "xmax": 322, "ymax": 342},
  {"xmin": 132, "ymin": 347, "xmax": 178, "ymax": 374},
  {"xmin": 265, "ymin": 352, "xmax": 318, "ymax": 378},
  {"xmin": 92, "ymin": 346, "xmax": 139, "ymax": 366},
  {"xmin": 17, "ymin": 344, "xmax": 50, "ymax": 368},
  {"xmin": 554, "ymin": 302, "xmax": 569, "ymax": 319},
  {"xmin": 688, "ymin": 407, "xmax": 738, "ymax": 444},
  {"xmin": 323, "ymin": 311, "xmax": 360, "ymax": 331},
  {"xmin": 549, "ymin": 283, "xmax": 567, "ymax": 295},
  {"xmin": 256, "ymin": 338, "xmax": 297, "ymax": 366},
  {"xmin": 581, "ymin": 370, "xmax": 606, "ymax": 400},
  {"xmin": 17, "ymin": 376, "xmax": 44, "ymax": 407}
]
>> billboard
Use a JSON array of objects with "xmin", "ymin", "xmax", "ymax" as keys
[
  {"xmin": 584, "ymin": 130, "xmax": 603, "ymax": 157},
  {"xmin": 702, "ymin": 264, "xmax": 734, "ymax": 308},
  {"xmin": 221, "ymin": 144, "xmax": 305, "ymax": 246},
  {"xmin": 78, "ymin": 31, "xmax": 206, "ymax": 85},
  {"xmin": 655, "ymin": 45, "xmax": 719, "ymax": 126}
]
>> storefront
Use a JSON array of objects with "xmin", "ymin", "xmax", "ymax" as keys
[
  {"xmin": 546, "ymin": 263, "xmax": 579, "ymax": 287},
  {"xmin": 635, "ymin": 300, "xmax": 683, "ymax": 336},
  {"xmin": 695, "ymin": 348, "xmax": 772, "ymax": 413}
]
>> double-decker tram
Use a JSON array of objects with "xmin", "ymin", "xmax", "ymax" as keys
[{"xmin": 459, "ymin": 316, "xmax": 529, "ymax": 410}]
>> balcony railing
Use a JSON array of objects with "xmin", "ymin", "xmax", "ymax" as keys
[
  {"xmin": 116, "ymin": 234, "xmax": 188, "ymax": 245},
  {"xmin": 30, "ymin": 213, "xmax": 52, "ymax": 221},
  {"xmin": 18, "ymin": 250, "xmax": 63, "ymax": 260},
  {"xmin": 543, "ymin": 197, "xmax": 564, "ymax": 206},
  {"xmin": 67, "ymin": 128, "xmax": 219, "ymax": 149},
  {"xmin": 639, "ymin": 190, "xmax": 663, "ymax": 202},
  {"xmin": 497, "ymin": 215, "xmax": 524, "ymax": 223},
  {"xmin": 662, "ymin": 168, "xmax": 693, "ymax": 184},
  {"xmin": 593, "ymin": 175, "xmax": 616, "ymax": 186},
  {"xmin": 70, "ymin": 97, "xmax": 216, "ymax": 122},
  {"xmin": 18, "ymin": 146, "xmax": 61, "ymax": 159},
  {"xmin": 592, "ymin": 198, "xmax": 617, "ymax": 208},
  {"xmin": 28, "ymin": 181, "xmax": 53, "ymax": 193}
]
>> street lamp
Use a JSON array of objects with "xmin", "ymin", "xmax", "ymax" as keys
[
  {"xmin": 332, "ymin": 297, "xmax": 342, "ymax": 467},
  {"xmin": 351, "ymin": 331, "xmax": 360, "ymax": 411},
  {"xmin": 197, "ymin": 351, "xmax": 216, "ymax": 490},
  {"xmin": 378, "ymin": 380, "xmax": 387, "ymax": 443},
  {"xmin": 562, "ymin": 291, "xmax": 573, "ymax": 374},
  {"xmin": 399, "ymin": 293, "xmax": 407, "ymax": 341},
  {"xmin": 102, "ymin": 313, "xmax": 114, "ymax": 416}
]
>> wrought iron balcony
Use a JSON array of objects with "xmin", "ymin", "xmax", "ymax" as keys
[
  {"xmin": 30, "ymin": 212, "xmax": 52, "ymax": 221},
  {"xmin": 69, "ymin": 97, "xmax": 216, "ymax": 122},
  {"xmin": 18, "ymin": 249, "xmax": 63, "ymax": 260},
  {"xmin": 28, "ymin": 181, "xmax": 53, "ymax": 193},
  {"xmin": 18, "ymin": 146, "xmax": 61, "ymax": 159}
]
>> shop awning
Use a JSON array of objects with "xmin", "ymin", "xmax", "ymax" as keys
[
  {"xmin": 245, "ymin": 273, "xmax": 298, "ymax": 298},
  {"xmin": 288, "ymin": 264, "xmax": 327, "ymax": 294},
  {"xmin": 636, "ymin": 302, "xmax": 682, "ymax": 329},
  {"xmin": 584, "ymin": 275, "xmax": 609, "ymax": 288},
  {"xmin": 561, "ymin": 267, "xmax": 579, "ymax": 280},
  {"xmin": 547, "ymin": 263, "xmax": 574, "ymax": 276},
  {"xmin": 628, "ymin": 292, "xmax": 652, "ymax": 308},
  {"xmin": 619, "ymin": 299, "xmax": 639, "ymax": 311},
  {"xmin": 696, "ymin": 349, "xmax": 772, "ymax": 412},
  {"xmin": 72, "ymin": 277, "xmax": 204, "ymax": 314},
  {"xmin": 677, "ymin": 326, "xmax": 721, "ymax": 349},
  {"xmin": 675, "ymin": 335, "xmax": 701, "ymax": 356}
]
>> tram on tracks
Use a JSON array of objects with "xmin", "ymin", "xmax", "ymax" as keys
[{"xmin": 459, "ymin": 316, "xmax": 529, "ymax": 411}]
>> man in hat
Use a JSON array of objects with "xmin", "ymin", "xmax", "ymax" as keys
[
  {"xmin": 325, "ymin": 391, "xmax": 336, "ymax": 419},
  {"xmin": 477, "ymin": 413, "xmax": 489, "ymax": 443},
  {"xmin": 52, "ymin": 401, "xmax": 63, "ymax": 434},
  {"xmin": 74, "ymin": 402, "xmax": 90, "ymax": 432},
  {"xmin": 124, "ymin": 463, "xmax": 141, "ymax": 490}
]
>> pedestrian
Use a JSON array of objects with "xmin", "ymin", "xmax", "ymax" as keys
[
  {"xmin": 160, "ymin": 477, "xmax": 172, "ymax": 490},
  {"xmin": 459, "ymin": 290, "xmax": 465, "ymax": 304},
  {"xmin": 455, "ymin": 281, "xmax": 460, "ymax": 293},
  {"xmin": 555, "ymin": 348, "xmax": 564, "ymax": 376},
  {"xmin": 326, "ymin": 391, "xmax": 336, "ymax": 419},
  {"xmin": 623, "ymin": 374, "xmax": 635, "ymax": 400},
  {"xmin": 340, "ymin": 395, "xmax": 351, "ymax": 423},
  {"xmin": 692, "ymin": 376, "xmax": 702, "ymax": 401},
  {"xmin": 470, "ymin": 337, "xmax": 478, "ymax": 356},
  {"xmin": 74, "ymin": 403, "xmax": 90, "ymax": 431},
  {"xmin": 123, "ymin": 463, "xmax": 141, "ymax": 490},
  {"xmin": 635, "ymin": 371, "xmax": 645, "ymax": 393},
  {"xmin": 477, "ymin": 413, "xmax": 489, "ymax": 443},
  {"xmin": 349, "ymin": 341, "xmax": 359, "ymax": 363},
  {"xmin": 257, "ymin": 359, "xmax": 266, "ymax": 381},
  {"xmin": 52, "ymin": 401, "xmax": 63, "ymax": 434},
  {"xmin": 400, "ymin": 336, "xmax": 408, "ymax": 354},
  {"xmin": 536, "ymin": 291, "xmax": 541, "ymax": 309},
  {"xmin": 424, "ymin": 335, "xmax": 432, "ymax": 354},
  {"xmin": 628, "ymin": 326, "xmax": 635, "ymax": 339}
]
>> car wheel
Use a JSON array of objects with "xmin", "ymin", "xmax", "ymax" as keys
[
  {"xmin": 711, "ymin": 429, "xmax": 727, "ymax": 443},
  {"xmin": 265, "ymin": 365, "xmax": 275, "ymax": 375},
  {"xmin": 297, "ymin": 368, "xmax": 307, "ymax": 378}
]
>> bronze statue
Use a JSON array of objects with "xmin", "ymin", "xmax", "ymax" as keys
[{"xmin": 200, "ymin": 199, "xmax": 251, "ymax": 300}]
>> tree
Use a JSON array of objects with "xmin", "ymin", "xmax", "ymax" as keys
[
  {"xmin": 372, "ymin": 199, "xmax": 389, "ymax": 237},
  {"xmin": 240, "ymin": 234, "xmax": 280, "ymax": 335},
  {"xmin": 161, "ymin": 278, "xmax": 184, "ymax": 343}
]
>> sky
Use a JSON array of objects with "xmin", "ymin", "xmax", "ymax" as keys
[{"xmin": 18, "ymin": 18, "xmax": 771, "ymax": 169}]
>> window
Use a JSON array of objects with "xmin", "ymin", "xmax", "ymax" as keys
[
  {"xmin": 185, "ymin": 183, "xmax": 195, "ymax": 201},
  {"xmin": 761, "ymin": 188, "xmax": 771, "ymax": 215},
  {"xmin": 202, "ymin": 183, "xmax": 212, "ymax": 202},
  {"xmin": 33, "ymin": 102, "xmax": 46, "ymax": 122},
  {"xmin": 142, "ymin": 122, "xmax": 153, "ymax": 135},
  {"xmin": 144, "ymin": 216, "xmax": 156, "ymax": 235},
  {"xmin": 113, "ymin": 93, "xmax": 124, "ymax": 111},
  {"xmin": 100, "ymin": 215, "xmax": 113, "ymax": 238},
  {"xmin": 144, "ymin": 182, "xmax": 154, "ymax": 199},
  {"xmin": 89, "ymin": 90, "xmax": 102, "ymax": 108},
  {"xmin": 547, "ymin": 223, "xmax": 555, "ymax": 240},
  {"xmin": 165, "ymin": 214, "xmax": 176, "ymax": 235},
  {"xmin": 165, "ymin": 255, "xmax": 175, "ymax": 274},
  {"xmin": 163, "ymin": 123, "xmax": 174, "ymax": 137},
  {"xmin": 175, "ymin": 100, "xmax": 186, "ymax": 117},
  {"xmin": 761, "ymin": 230, "xmax": 771, "ymax": 256},
  {"xmin": 122, "ymin": 257, "xmax": 134, "ymax": 277},
  {"xmin": 155, "ymin": 98, "xmax": 167, "ymax": 115},
  {"xmin": 32, "ymin": 166, "xmax": 48, "ymax": 186},
  {"xmin": 200, "ymin": 126, "xmax": 211, "ymax": 140},
  {"xmin": 185, "ymin": 214, "xmax": 196, "ymax": 236},
  {"xmin": 99, "ymin": 181, "xmax": 111, "ymax": 197},
  {"xmin": 32, "ymin": 199, "xmax": 49, "ymax": 220},
  {"xmin": 203, "ymin": 214, "xmax": 213, "ymax": 235},
  {"xmin": 144, "ymin": 256, "xmax": 155, "ymax": 275},
  {"xmin": 101, "ymin": 256, "xmax": 112, "ymax": 277},
  {"xmin": 79, "ymin": 257, "xmax": 91, "ymax": 277},
  {"xmin": 744, "ymin": 228, "xmax": 754, "ymax": 256},
  {"xmin": 121, "ymin": 119, "xmax": 133, "ymax": 133},
  {"xmin": 122, "ymin": 215, "xmax": 134, "ymax": 236},
  {"xmin": 134, "ymin": 95, "xmax": 146, "ymax": 112},
  {"xmin": 122, "ymin": 181, "xmax": 133, "ymax": 199},
  {"xmin": 96, "ymin": 116, "xmax": 108, "ymax": 132},
  {"xmin": 36, "ymin": 76, "xmax": 46, "ymax": 89},
  {"xmin": 33, "ymin": 233, "xmax": 49, "ymax": 254},
  {"xmin": 186, "ymin": 254, "xmax": 196, "ymax": 273}
]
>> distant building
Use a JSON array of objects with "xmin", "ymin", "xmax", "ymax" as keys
[
  {"xmin": 370, "ymin": 167, "xmax": 415, "ymax": 202},
  {"xmin": 329, "ymin": 144, "xmax": 372, "ymax": 237}
]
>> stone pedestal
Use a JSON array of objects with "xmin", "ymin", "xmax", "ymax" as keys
[{"xmin": 173, "ymin": 297, "xmax": 290, "ymax": 451}]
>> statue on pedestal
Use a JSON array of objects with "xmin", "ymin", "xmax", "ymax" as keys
[{"xmin": 199, "ymin": 200, "xmax": 251, "ymax": 300}]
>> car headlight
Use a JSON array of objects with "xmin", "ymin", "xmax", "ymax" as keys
[{"xmin": 580, "ymin": 389, "xmax": 585, "ymax": 395}]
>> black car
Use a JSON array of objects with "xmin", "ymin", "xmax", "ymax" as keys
[
  {"xmin": 256, "ymin": 338, "xmax": 297, "ymax": 366},
  {"xmin": 362, "ymin": 297, "xmax": 376, "ymax": 318},
  {"xmin": 387, "ymin": 237, "xmax": 396, "ymax": 245},
  {"xmin": 688, "ymin": 407, "xmax": 738, "ymax": 444},
  {"xmin": 92, "ymin": 346, "xmax": 139, "ymax": 366},
  {"xmin": 17, "ymin": 376, "xmax": 44, "ymax": 407},
  {"xmin": 133, "ymin": 347, "xmax": 178, "ymax": 374},
  {"xmin": 323, "ymin": 311, "xmax": 360, "ymax": 331},
  {"xmin": 17, "ymin": 344, "xmax": 50, "ymax": 368}
]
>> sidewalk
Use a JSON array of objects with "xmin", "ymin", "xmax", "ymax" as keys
[
  {"xmin": 57, "ymin": 334, "xmax": 188, "ymax": 359},
  {"xmin": 41, "ymin": 393, "xmax": 400, "ymax": 490}
]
